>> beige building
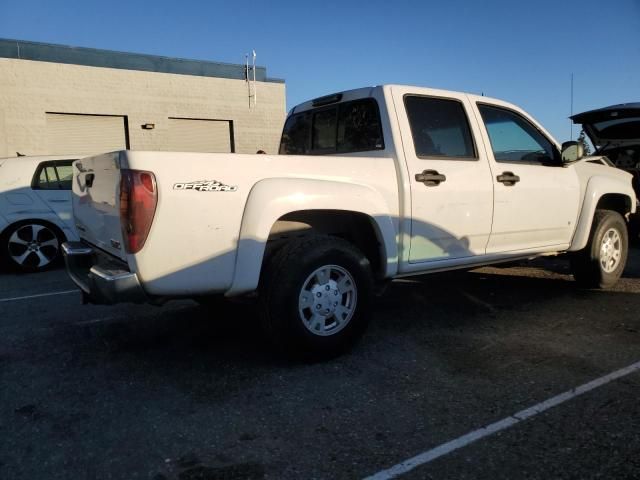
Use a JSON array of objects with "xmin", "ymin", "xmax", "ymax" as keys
[{"xmin": 0, "ymin": 39, "xmax": 286, "ymax": 158}]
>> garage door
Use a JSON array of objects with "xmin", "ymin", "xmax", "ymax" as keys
[
  {"xmin": 46, "ymin": 113, "xmax": 127, "ymax": 155},
  {"xmin": 166, "ymin": 118, "xmax": 232, "ymax": 153}
]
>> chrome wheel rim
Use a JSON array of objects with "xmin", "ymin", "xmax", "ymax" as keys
[
  {"xmin": 600, "ymin": 227, "xmax": 622, "ymax": 274},
  {"xmin": 8, "ymin": 224, "xmax": 59, "ymax": 269},
  {"xmin": 298, "ymin": 264, "xmax": 357, "ymax": 337}
]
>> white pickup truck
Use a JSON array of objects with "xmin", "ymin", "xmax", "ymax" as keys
[{"xmin": 63, "ymin": 85, "xmax": 636, "ymax": 358}]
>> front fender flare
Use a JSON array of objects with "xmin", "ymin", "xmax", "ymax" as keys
[
  {"xmin": 569, "ymin": 175, "xmax": 636, "ymax": 251},
  {"xmin": 227, "ymin": 178, "xmax": 398, "ymax": 296}
]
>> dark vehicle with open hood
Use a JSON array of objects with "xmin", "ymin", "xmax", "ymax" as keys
[{"xmin": 572, "ymin": 103, "xmax": 640, "ymax": 239}]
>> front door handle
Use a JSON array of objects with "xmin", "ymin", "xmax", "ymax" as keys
[
  {"xmin": 415, "ymin": 169, "xmax": 446, "ymax": 187},
  {"xmin": 497, "ymin": 171, "xmax": 520, "ymax": 186}
]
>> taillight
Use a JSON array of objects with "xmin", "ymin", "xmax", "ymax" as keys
[{"xmin": 119, "ymin": 169, "xmax": 157, "ymax": 254}]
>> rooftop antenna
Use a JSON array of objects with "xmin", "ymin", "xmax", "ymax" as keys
[{"xmin": 570, "ymin": 73, "xmax": 574, "ymax": 140}]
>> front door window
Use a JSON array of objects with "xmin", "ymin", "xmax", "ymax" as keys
[{"xmin": 478, "ymin": 105, "xmax": 560, "ymax": 165}]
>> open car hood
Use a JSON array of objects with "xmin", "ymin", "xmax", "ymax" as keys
[{"xmin": 571, "ymin": 103, "xmax": 640, "ymax": 149}]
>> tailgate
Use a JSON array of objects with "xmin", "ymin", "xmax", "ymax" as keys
[{"xmin": 72, "ymin": 152, "xmax": 126, "ymax": 261}]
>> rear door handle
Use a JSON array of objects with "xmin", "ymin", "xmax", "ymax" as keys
[
  {"xmin": 497, "ymin": 171, "xmax": 520, "ymax": 186},
  {"xmin": 415, "ymin": 170, "xmax": 446, "ymax": 187}
]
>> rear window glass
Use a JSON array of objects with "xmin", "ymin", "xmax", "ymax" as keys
[
  {"xmin": 337, "ymin": 100, "xmax": 384, "ymax": 153},
  {"xmin": 279, "ymin": 112, "xmax": 311, "ymax": 155},
  {"xmin": 312, "ymin": 109, "xmax": 338, "ymax": 151},
  {"xmin": 404, "ymin": 96, "xmax": 476, "ymax": 159},
  {"xmin": 279, "ymin": 98, "xmax": 384, "ymax": 155}
]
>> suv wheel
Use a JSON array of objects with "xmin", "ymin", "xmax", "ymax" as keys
[
  {"xmin": 259, "ymin": 235, "xmax": 374, "ymax": 360},
  {"xmin": 571, "ymin": 209, "xmax": 628, "ymax": 288}
]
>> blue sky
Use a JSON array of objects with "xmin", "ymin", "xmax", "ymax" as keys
[{"xmin": 1, "ymin": 0, "xmax": 639, "ymax": 141}]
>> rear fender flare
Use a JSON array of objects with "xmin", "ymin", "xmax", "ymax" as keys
[{"xmin": 227, "ymin": 178, "xmax": 398, "ymax": 296}]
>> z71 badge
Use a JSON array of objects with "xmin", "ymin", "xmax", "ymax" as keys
[{"xmin": 173, "ymin": 180, "xmax": 238, "ymax": 192}]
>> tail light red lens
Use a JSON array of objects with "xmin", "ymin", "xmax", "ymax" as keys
[{"xmin": 119, "ymin": 169, "xmax": 157, "ymax": 254}]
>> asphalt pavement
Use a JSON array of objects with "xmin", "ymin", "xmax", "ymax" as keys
[{"xmin": 1, "ymin": 250, "xmax": 639, "ymax": 480}]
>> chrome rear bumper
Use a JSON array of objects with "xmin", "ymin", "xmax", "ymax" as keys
[{"xmin": 62, "ymin": 241, "xmax": 147, "ymax": 305}]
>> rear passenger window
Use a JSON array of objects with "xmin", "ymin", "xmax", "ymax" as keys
[
  {"xmin": 32, "ymin": 160, "xmax": 75, "ymax": 190},
  {"xmin": 36, "ymin": 166, "xmax": 61, "ymax": 190},
  {"xmin": 56, "ymin": 164, "xmax": 73, "ymax": 190},
  {"xmin": 279, "ymin": 98, "xmax": 384, "ymax": 155},
  {"xmin": 404, "ymin": 96, "xmax": 476, "ymax": 159},
  {"xmin": 38, "ymin": 169, "xmax": 50, "ymax": 188}
]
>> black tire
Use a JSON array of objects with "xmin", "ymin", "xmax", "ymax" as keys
[
  {"xmin": 570, "ymin": 209, "xmax": 628, "ymax": 289},
  {"xmin": 259, "ymin": 235, "xmax": 374, "ymax": 361},
  {"xmin": 1, "ymin": 221, "xmax": 64, "ymax": 273},
  {"xmin": 628, "ymin": 214, "xmax": 640, "ymax": 246}
]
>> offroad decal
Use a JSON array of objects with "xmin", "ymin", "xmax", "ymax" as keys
[{"xmin": 173, "ymin": 180, "xmax": 238, "ymax": 192}]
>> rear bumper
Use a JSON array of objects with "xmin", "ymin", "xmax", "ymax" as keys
[{"xmin": 62, "ymin": 241, "xmax": 147, "ymax": 305}]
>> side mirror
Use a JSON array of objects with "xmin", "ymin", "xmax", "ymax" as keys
[{"xmin": 561, "ymin": 141, "xmax": 584, "ymax": 163}]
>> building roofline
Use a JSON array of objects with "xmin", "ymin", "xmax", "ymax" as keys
[{"xmin": 0, "ymin": 38, "xmax": 285, "ymax": 83}]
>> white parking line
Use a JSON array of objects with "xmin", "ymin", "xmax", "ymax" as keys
[
  {"xmin": 364, "ymin": 360, "xmax": 640, "ymax": 480},
  {"xmin": 73, "ymin": 316, "xmax": 119, "ymax": 326},
  {"xmin": 0, "ymin": 289, "xmax": 78, "ymax": 303}
]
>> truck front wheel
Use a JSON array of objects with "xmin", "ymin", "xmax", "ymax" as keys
[
  {"xmin": 571, "ymin": 209, "xmax": 628, "ymax": 289},
  {"xmin": 259, "ymin": 235, "xmax": 374, "ymax": 360}
]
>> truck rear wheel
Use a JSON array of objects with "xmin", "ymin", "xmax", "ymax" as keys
[
  {"xmin": 259, "ymin": 235, "xmax": 374, "ymax": 360},
  {"xmin": 571, "ymin": 209, "xmax": 628, "ymax": 289}
]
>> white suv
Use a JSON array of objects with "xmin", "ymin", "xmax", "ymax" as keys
[{"xmin": 0, "ymin": 155, "xmax": 80, "ymax": 272}]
